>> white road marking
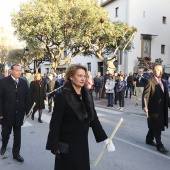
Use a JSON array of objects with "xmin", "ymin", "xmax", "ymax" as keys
[
  {"xmin": 22, "ymin": 106, "xmax": 123, "ymax": 127},
  {"xmin": 99, "ymin": 117, "xmax": 116, "ymax": 125},
  {"xmin": 115, "ymin": 137, "xmax": 170, "ymax": 160},
  {"xmin": 22, "ymin": 108, "xmax": 108, "ymax": 127},
  {"xmin": 97, "ymin": 112, "xmax": 107, "ymax": 117},
  {"xmin": 95, "ymin": 107, "xmax": 122, "ymax": 114},
  {"xmin": 99, "ymin": 117, "xmax": 170, "ymax": 160},
  {"xmin": 22, "ymin": 107, "xmax": 170, "ymax": 160},
  {"xmin": 130, "ymin": 113, "xmax": 146, "ymax": 118},
  {"xmin": 22, "ymin": 121, "xmax": 33, "ymax": 127}
]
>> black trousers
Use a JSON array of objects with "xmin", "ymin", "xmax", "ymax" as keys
[
  {"xmin": 1, "ymin": 125, "xmax": 21, "ymax": 156},
  {"xmin": 146, "ymin": 129, "xmax": 162, "ymax": 146},
  {"xmin": 114, "ymin": 88, "xmax": 118, "ymax": 104},
  {"xmin": 118, "ymin": 91, "xmax": 125, "ymax": 107}
]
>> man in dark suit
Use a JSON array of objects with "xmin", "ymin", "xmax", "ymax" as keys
[
  {"xmin": 143, "ymin": 65, "xmax": 170, "ymax": 153},
  {"xmin": 0, "ymin": 64, "xmax": 31, "ymax": 162},
  {"xmin": 0, "ymin": 72, "xmax": 4, "ymax": 140}
]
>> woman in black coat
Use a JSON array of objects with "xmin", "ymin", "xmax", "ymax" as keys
[
  {"xmin": 30, "ymin": 73, "xmax": 46, "ymax": 123},
  {"xmin": 46, "ymin": 64, "xmax": 115, "ymax": 170}
]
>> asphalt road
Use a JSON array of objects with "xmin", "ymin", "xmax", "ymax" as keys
[{"xmin": 0, "ymin": 104, "xmax": 170, "ymax": 170}]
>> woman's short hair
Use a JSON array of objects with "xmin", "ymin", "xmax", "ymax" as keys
[
  {"xmin": 34, "ymin": 73, "xmax": 41, "ymax": 81},
  {"xmin": 64, "ymin": 64, "xmax": 87, "ymax": 86}
]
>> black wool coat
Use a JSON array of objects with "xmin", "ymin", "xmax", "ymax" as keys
[
  {"xmin": 30, "ymin": 81, "xmax": 46, "ymax": 110},
  {"xmin": 142, "ymin": 76, "xmax": 170, "ymax": 131},
  {"xmin": 0, "ymin": 73, "xmax": 5, "ymax": 79},
  {"xmin": 0, "ymin": 75, "xmax": 31, "ymax": 126},
  {"xmin": 46, "ymin": 83, "xmax": 107, "ymax": 170}
]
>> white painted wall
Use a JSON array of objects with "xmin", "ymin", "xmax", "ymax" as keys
[
  {"xmin": 128, "ymin": 0, "xmax": 170, "ymax": 66},
  {"xmin": 103, "ymin": 0, "xmax": 127, "ymax": 23},
  {"xmin": 40, "ymin": 62, "xmax": 52, "ymax": 74},
  {"xmin": 70, "ymin": 54, "xmax": 104, "ymax": 77},
  {"xmin": 102, "ymin": 0, "xmax": 170, "ymax": 74}
]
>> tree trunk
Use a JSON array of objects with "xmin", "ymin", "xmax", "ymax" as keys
[
  {"xmin": 106, "ymin": 58, "xmax": 116, "ymax": 74},
  {"xmin": 36, "ymin": 68, "xmax": 39, "ymax": 74}
]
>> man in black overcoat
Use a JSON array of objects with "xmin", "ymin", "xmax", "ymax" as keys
[
  {"xmin": 143, "ymin": 65, "xmax": 170, "ymax": 153},
  {"xmin": 0, "ymin": 64, "xmax": 31, "ymax": 162}
]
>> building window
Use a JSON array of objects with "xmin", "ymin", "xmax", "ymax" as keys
[
  {"xmin": 161, "ymin": 45, "xmax": 165, "ymax": 54},
  {"xmin": 87, "ymin": 63, "xmax": 91, "ymax": 72},
  {"xmin": 98, "ymin": 62, "xmax": 103, "ymax": 76},
  {"xmin": 64, "ymin": 50, "xmax": 67, "ymax": 57},
  {"xmin": 115, "ymin": 7, "xmax": 119, "ymax": 17},
  {"xmin": 162, "ymin": 16, "xmax": 167, "ymax": 24},
  {"xmin": 45, "ymin": 68, "xmax": 49, "ymax": 73}
]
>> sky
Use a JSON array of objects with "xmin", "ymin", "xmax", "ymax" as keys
[
  {"xmin": 0, "ymin": 0, "xmax": 28, "ymax": 48},
  {"xmin": 0, "ymin": 0, "xmax": 28, "ymax": 29}
]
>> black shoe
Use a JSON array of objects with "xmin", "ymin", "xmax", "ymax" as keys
[
  {"xmin": 107, "ymin": 104, "xmax": 110, "ymax": 107},
  {"xmin": 110, "ymin": 105, "xmax": 113, "ymax": 107},
  {"xmin": 124, "ymin": 96, "xmax": 127, "ymax": 98},
  {"xmin": 31, "ymin": 115, "xmax": 34, "ymax": 120},
  {"xmin": 13, "ymin": 155, "xmax": 24, "ymax": 162},
  {"xmin": 0, "ymin": 146, "xmax": 6, "ymax": 155},
  {"xmin": 48, "ymin": 109, "xmax": 51, "ymax": 113},
  {"xmin": 146, "ymin": 141, "xmax": 156, "ymax": 146},
  {"xmin": 157, "ymin": 145, "xmax": 169, "ymax": 153},
  {"xmin": 38, "ymin": 118, "xmax": 42, "ymax": 123}
]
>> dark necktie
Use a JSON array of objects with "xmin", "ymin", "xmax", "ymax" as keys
[{"xmin": 15, "ymin": 79, "xmax": 18, "ymax": 85}]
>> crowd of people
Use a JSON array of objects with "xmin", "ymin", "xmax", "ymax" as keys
[
  {"xmin": 0, "ymin": 63, "xmax": 170, "ymax": 168},
  {"xmin": 21, "ymin": 71, "xmax": 64, "ymax": 123},
  {"xmin": 0, "ymin": 65, "xmax": 65, "ymax": 163},
  {"xmin": 85, "ymin": 68, "xmax": 170, "ymax": 111},
  {"xmin": 85, "ymin": 66, "xmax": 170, "ymax": 154}
]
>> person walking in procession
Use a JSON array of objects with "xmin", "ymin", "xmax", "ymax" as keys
[
  {"xmin": 0, "ymin": 64, "xmax": 31, "ymax": 162},
  {"xmin": 46, "ymin": 64, "xmax": 115, "ymax": 170},
  {"xmin": 30, "ymin": 73, "xmax": 46, "ymax": 123},
  {"xmin": 143, "ymin": 65, "xmax": 170, "ymax": 153}
]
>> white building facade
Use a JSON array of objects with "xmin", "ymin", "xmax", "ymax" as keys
[
  {"xmin": 68, "ymin": 0, "xmax": 170, "ymax": 75},
  {"xmin": 98, "ymin": 0, "xmax": 170, "ymax": 74}
]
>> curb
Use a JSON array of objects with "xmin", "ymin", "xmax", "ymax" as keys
[{"xmin": 94, "ymin": 99, "xmax": 170, "ymax": 121}]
